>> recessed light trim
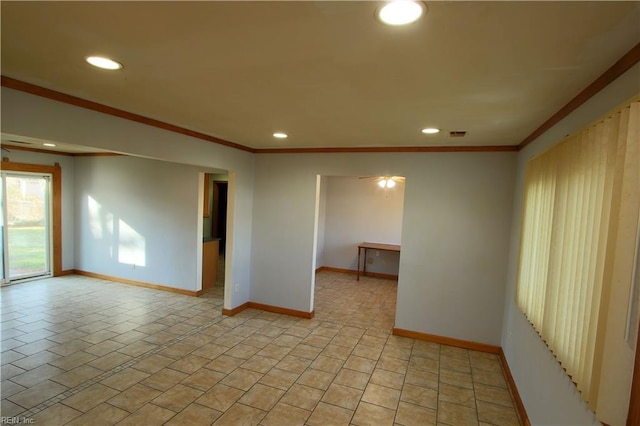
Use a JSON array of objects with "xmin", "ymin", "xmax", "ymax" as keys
[
  {"xmin": 421, "ymin": 128, "xmax": 440, "ymax": 134},
  {"xmin": 273, "ymin": 132, "xmax": 288, "ymax": 139},
  {"xmin": 378, "ymin": 1, "xmax": 425, "ymax": 26},
  {"xmin": 86, "ymin": 56, "xmax": 123, "ymax": 70},
  {"xmin": 43, "ymin": 143, "xmax": 56, "ymax": 147}
]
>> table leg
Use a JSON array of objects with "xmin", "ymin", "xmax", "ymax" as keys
[
  {"xmin": 357, "ymin": 246, "xmax": 361, "ymax": 281},
  {"xmin": 363, "ymin": 248, "xmax": 367, "ymax": 278}
]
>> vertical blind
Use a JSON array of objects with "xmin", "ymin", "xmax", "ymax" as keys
[{"xmin": 516, "ymin": 96, "xmax": 639, "ymax": 424}]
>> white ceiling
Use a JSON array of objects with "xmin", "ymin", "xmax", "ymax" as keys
[{"xmin": 1, "ymin": 1, "xmax": 639, "ymax": 152}]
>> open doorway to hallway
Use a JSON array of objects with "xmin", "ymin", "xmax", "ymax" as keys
[
  {"xmin": 202, "ymin": 173, "xmax": 228, "ymax": 299},
  {"xmin": 312, "ymin": 175, "xmax": 405, "ymax": 330}
]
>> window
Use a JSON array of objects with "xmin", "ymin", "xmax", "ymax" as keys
[{"xmin": 516, "ymin": 96, "xmax": 639, "ymax": 424}]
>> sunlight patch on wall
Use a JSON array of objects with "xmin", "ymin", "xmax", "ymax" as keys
[{"xmin": 118, "ymin": 219, "xmax": 146, "ymax": 267}]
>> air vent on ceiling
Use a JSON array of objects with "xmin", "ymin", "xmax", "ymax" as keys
[
  {"xmin": 449, "ymin": 131, "xmax": 466, "ymax": 137},
  {"xmin": 7, "ymin": 140, "xmax": 33, "ymax": 145}
]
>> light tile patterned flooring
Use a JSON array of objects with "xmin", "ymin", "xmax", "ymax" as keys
[{"xmin": 1, "ymin": 271, "xmax": 521, "ymax": 425}]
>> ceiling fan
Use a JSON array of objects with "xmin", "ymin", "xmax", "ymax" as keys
[{"xmin": 359, "ymin": 176, "xmax": 405, "ymax": 188}]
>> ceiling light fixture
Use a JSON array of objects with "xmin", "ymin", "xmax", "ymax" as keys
[
  {"xmin": 85, "ymin": 56, "xmax": 123, "ymax": 70},
  {"xmin": 421, "ymin": 127, "xmax": 440, "ymax": 134},
  {"xmin": 273, "ymin": 132, "xmax": 288, "ymax": 139},
  {"xmin": 378, "ymin": 177, "xmax": 397, "ymax": 188},
  {"xmin": 43, "ymin": 143, "xmax": 56, "ymax": 147},
  {"xmin": 378, "ymin": 1, "xmax": 425, "ymax": 26}
]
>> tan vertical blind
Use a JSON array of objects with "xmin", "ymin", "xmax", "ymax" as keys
[{"xmin": 516, "ymin": 96, "xmax": 640, "ymax": 424}]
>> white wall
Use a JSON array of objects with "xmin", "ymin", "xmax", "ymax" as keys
[
  {"xmin": 74, "ymin": 156, "xmax": 217, "ymax": 291},
  {"xmin": 322, "ymin": 176, "xmax": 404, "ymax": 275},
  {"xmin": 2, "ymin": 149, "xmax": 75, "ymax": 271},
  {"xmin": 251, "ymin": 152, "xmax": 515, "ymax": 345},
  {"xmin": 1, "ymin": 88, "xmax": 255, "ymax": 310},
  {"xmin": 315, "ymin": 176, "xmax": 327, "ymax": 268},
  {"xmin": 501, "ymin": 63, "xmax": 640, "ymax": 425}
]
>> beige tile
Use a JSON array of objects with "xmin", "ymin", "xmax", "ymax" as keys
[
  {"xmin": 101, "ymin": 367, "xmax": 150, "ymax": 391},
  {"xmin": 472, "ymin": 368, "xmax": 508, "ymax": 389},
  {"xmin": 1, "ymin": 399, "xmax": 26, "ymax": 417},
  {"xmin": 116, "ymin": 340, "xmax": 157, "ymax": 357},
  {"xmin": 351, "ymin": 344, "xmax": 383, "ymax": 360},
  {"xmin": 400, "ymin": 383, "xmax": 438, "ymax": 409},
  {"xmin": 67, "ymin": 403, "xmax": 129, "ymax": 426},
  {"xmin": 276, "ymin": 355, "xmax": 313, "ymax": 374},
  {"xmin": 297, "ymin": 368, "xmax": 335, "ymax": 391},
  {"xmin": 310, "ymin": 354, "xmax": 344, "ymax": 374},
  {"xmin": 280, "ymin": 383, "xmax": 324, "ymax": 410},
  {"xmin": 1, "ymin": 364, "xmax": 25, "ymax": 380},
  {"xmin": 191, "ymin": 342, "xmax": 228, "ymax": 359},
  {"xmin": 212, "ymin": 402, "xmax": 266, "ymax": 426},
  {"xmin": 352, "ymin": 401, "xmax": 396, "ymax": 426},
  {"xmin": 441, "ymin": 354, "xmax": 472, "ymax": 373},
  {"xmin": 476, "ymin": 400, "xmax": 520, "ymax": 426},
  {"xmin": 333, "ymin": 368, "xmax": 370, "ymax": 390},
  {"xmin": 261, "ymin": 402, "xmax": 310, "ymax": 426},
  {"xmin": 107, "ymin": 383, "xmax": 162, "ymax": 412},
  {"xmin": 441, "ymin": 345, "xmax": 470, "ymax": 361},
  {"xmin": 307, "ymin": 401, "xmax": 353, "ymax": 426},
  {"xmin": 195, "ymin": 383, "xmax": 245, "ymax": 411},
  {"xmin": 167, "ymin": 354, "xmax": 209, "ymax": 374},
  {"xmin": 259, "ymin": 343, "xmax": 294, "ymax": 360},
  {"xmin": 31, "ymin": 403, "xmax": 82, "ymax": 426},
  {"xmin": 221, "ymin": 367, "xmax": 263, "ymax": 391},
  {"xmin": 63, "ymin": 383, "xmax": 120, "ymax": 412},
  {"xmin": 88, "ymin": 352, "xmax": 132, "ymax": 371},
  {"xmin": 343, "ymin": 355, "xmax": 377, "ymax": 374},
  {"xmin": 321, "ymin": 343, "xmax": 352, "ymax": 360},
  {"xmin": 361, "ymin": 382, "xmax": 401, "ymax": 410},
  {"xmin": 84, "ymin": 340, "xmax": 125, "ymax": 357},
  {"xmin": 395, "ymin": 401, "xmax": 437, "ymax": 425},
  {"xmin": 116, "ymin": 403, "xmax": 176, "ymax": 426},
  {"xmin": 1, "ymin": 379, "xmax": 26, "ymax": 398},
  {"xmin": 112, "ymin": 330, "xmax": 148, "ymax": 346},
  {"xmin": 239, "ymin": 383, "xmax": 284, "ymax": 411},
  {"xmin": 142, "ymin": 331, "xmax": 177, "ymax": 345},
  {"xmin": 370, "ymin": 368, "xmax": 405, "ymax": 390},
  {"xmin": 439, "ymin": 382, "xmax": 476, "ymax": 408},
  {"xmin": 11, "ymin": 363, "xmax": 66, "ymax": 388},
  {"xmin": 241, "ymin": 354, "xmax": 279, "ymax": 373},
  {"xmin": 11, "ymin": 350, "xmax": 61, "ymax": 370},
  {"xmin": 440, "ymin": 367, "xmax": 474, "ymax": 390},
  {"xmin": 404, "ymin": 368, "xmax": 438, "ymax": 390},
  {"xmin": 180, "ymin": 367, "xmax": 226, "ymax": 391},
  {"xmin": 48, "ymin": 350, "xmax": 98, "ymax": 371},
  {"xmin": 438, "ymin": 400, "xmax": 479, "ymax": 426},
  {"xmin": 141, "ymin": 367, "xmax": 189, "ymax": 391},
  {"xmin": 151, "ymin": 383, "xmax": 203, "ymax": 412},
  {"xmin": 165, "ymin": 403, "xmax": 222, "ymax": 426},
  {"xmin": 48, "ymin": 340, "xmax": 93, "ymax": 357},
  {"xmin": 50, "ymin": 364, "xmax": 103, "ymax": 388},
  {"xmin": 259, "ymin": 367, "xmax": 299, "ymax": 390},
  {"xmin": 8, "ymin": 380, "xmax": 68, "ymax": 409},
  {"xmin": 474, "ymin": 383, "xmax": 515, "ymax": 407},
  {"xmin": 321, "ymin": 383, "xmax": 362, "ymax": 410},
  {"xmin": 205, "ymin": 354, "xmax": 245, "ymax": 374},
  {"xmin": 376, "ymin": 355, "xmax": 409, "ymax": 374},
  {"xmin": 287, "ymin": 344, "xmax": 322, "ymax": 360}
]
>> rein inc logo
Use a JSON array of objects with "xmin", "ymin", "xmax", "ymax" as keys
[{"xmin": 1, "ymin": 417, "xmax": 34, "ymax": 425}]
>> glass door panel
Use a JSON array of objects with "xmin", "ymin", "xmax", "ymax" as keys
[{"xmin": 3, "ymin": 173, "xmax": 51, "ymax": 281}]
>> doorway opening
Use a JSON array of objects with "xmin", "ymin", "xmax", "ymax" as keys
[
  {"xmin": 1, "ymin": 171, "xmax": 53, "ymax": 284},
  {"xmin": 202, "ymin": 173, "xmax": 228, "ymax": 299},
  {"xmin": 312, "ymin": 175, "xmax": 405, "ymax": 329}
]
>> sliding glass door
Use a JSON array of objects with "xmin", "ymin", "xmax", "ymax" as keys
[{"xmin": 1, "ymin": 172, "xmax": 52, "ymax": 283}]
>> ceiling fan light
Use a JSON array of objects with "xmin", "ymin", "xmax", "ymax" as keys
[
  {"xmin": 378, "ymin": 179, "xmax": 388, "ymax": 188},
  {"xmin": 386, "ymin": 179, "xmax": 396, "ymax": 188},
  {"xmin": 378, "ymin": 1, "xmax": 425, "ymax": 26}
]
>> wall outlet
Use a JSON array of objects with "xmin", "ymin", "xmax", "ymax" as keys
[{"xmin": 234, "ymin": 283, "xmax": 240, "ymax": 293}]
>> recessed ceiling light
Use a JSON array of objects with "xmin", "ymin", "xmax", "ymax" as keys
[
  {"xmin": 378, "ymin": 1, "xmax": 425, "ymax": 26},
  {"xmin": 273, "ymin": 132, "xmax": 288, "ymax": 139},
  {"xmin": 85, "ymin": 56, "xmax": 123, "ymax": 70},
  {"xmin": 43, "ymin": 143, "xmax": 56, "ymax": 147},
  {"xmin": 421, "ymin": 128, "xmax": 440, "ymax": 134}
]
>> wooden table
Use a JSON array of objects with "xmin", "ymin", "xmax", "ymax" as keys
[{"xmin": 357, "ymin": 242, "xmax": 401, "ymax": 281}]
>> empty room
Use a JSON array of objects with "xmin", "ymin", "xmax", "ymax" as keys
[{"xmin": 1, "ymin": 2, "xmax": 639, "ymax": 425}]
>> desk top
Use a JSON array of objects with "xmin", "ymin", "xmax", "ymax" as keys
[{"xmin": 359, "ymin": 242, "xmax": 401, "ymax": 252}]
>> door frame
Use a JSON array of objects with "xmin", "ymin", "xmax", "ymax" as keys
[{"xmin": 1, "ymin": 160, "xmax": 62, "ymax": 277}]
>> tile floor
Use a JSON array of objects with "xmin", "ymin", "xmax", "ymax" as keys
[{"xmin": 1, "ymin": 271, "xmax": 521, "ymax": 425}]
